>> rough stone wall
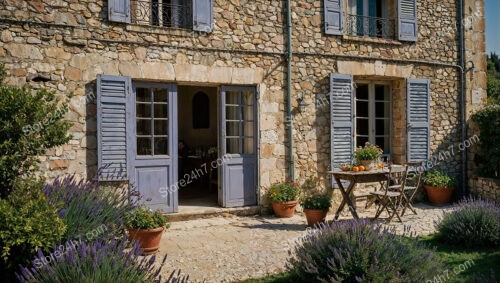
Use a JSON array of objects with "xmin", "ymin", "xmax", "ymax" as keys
[
  {"xmin": 0, "ymin": 0, "xmax": 486, "ymax": 207},
  {"xmin": 470, "ymin": 177, "xmax": 500, "ymax": 203}
]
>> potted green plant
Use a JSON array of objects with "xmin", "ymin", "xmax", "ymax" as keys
[
  {"xmin": 267, "ymin": 180, "xmax": 301, "ymax": 218},
  {"xmin": 423, "ymin": 171, "xmax": 456, "ymax": 205},
  {"xmin": 125, "ymin": 207, "xmax": 169, "ymax": 255},
  {"xmin": 301, "ymin": 194, "xmax": 332, "ymax": 226},
  {"xmin": 353, "ymin": 142, "xmax": 383, "ymax": 170}
]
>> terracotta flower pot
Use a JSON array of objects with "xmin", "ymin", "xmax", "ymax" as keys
[
  {"xmin": 359, "ymin": 160, "xmax": 377, "ymax": 171},
  {"xmin": 424, "ymin": 185, "xmax": 455, "ymax": 205},
  {"xmin": 303, "ymin": 209, "xmax": 328, "ymax": 227},
  {"xmin": 271, "ymin": 200, "xmax": 298, "ymax": 218},
  {"xmin": 127, "ymin": 226, "xmax": 165, "ymax": 255}
]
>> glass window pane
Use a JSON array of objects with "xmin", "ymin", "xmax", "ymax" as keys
[
  {"xmin": 137, "ymin": 119, "xmax": 151, "ymax": 135},
  {"xmin": 375, "ymin": 119, "xmax": 390, "ymax": 135},
  {"xmin": 243, "ymin": 105, "xmax": 254, "ymax": 121},
  {"xmin": 154, "ymin": 104, "xmax": 168, "ymax": 119},
  {"xmin": 226, "ymin": 91, "xmax": 239, "ymax": 105},
  {"xmin": 356, "ymin": 84, "xmax": 369, "ymax": 100},
  {"xmin": 226, "ymin": 138, "xmax": 240, "ymax": 154},
  {"xmin": 375, "ymin": 136, "xmax": 390, "ymax": 154},
  {"xmin": 226, "ymin": 106, "xmax": 240, "ymax": 121},
  {"xmin": 137, "ymin": 137, "xmax": 152, "ymax": 155},
  {"xmin": 154, "ymin": 137, "xmax": 168, "ymax": 155},
  {"xmin": 154, "ymin": 120, "xmax": 168, "ymax": 135},
  {"xmin": 153, "ymin": 89, "xmax": 168, "ymax": 103},
  {"xmin": 136, "ymin": 88, "xmax": 150, "ymax": 102},
  {"xmin": 244, "ymin": 138, "xmax": 254, "ymax": 154},
  {"xmin": 356, "ymin": 100, "xmax": 369, "ymax": 117},
  {"xmin": 136, "ymin": 103, "xmax": 151, "ymax": 118},
  {"xmin": 356, "ymin": 118, "xmax": 369, "ymax": 135},
  {"xmin": 375, "ymin": 101, "xmax": 390, "ymax": 117},
  {"xmin": 226, "ymin": 121, "xmax": 240, "ymax": 137},
  {"xmin": 356, "ymin": 136, "xmax": 369, "ymax": 148},
  {"xmin": 242, "ymin": 91, "xmax": 254, "ymax": 106},
  {"xmin": 243, "ymin": 122, "xmax": 254, "ymax": 137},
  {"xmin": 375, "ymin": 85, "xmax": 389, "ymax": 101}
]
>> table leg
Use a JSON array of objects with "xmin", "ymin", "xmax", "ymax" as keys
[{"xmin": 334, "ymin": 178, "xmax": 358, "ymax": 220}]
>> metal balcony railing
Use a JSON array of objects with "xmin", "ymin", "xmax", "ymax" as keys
[
  {"xmin": 345, "ymin": 14, "xmax": 395, "ymax": 39},
  {"xmin": 131, "ymin": 0, "xmax": 192, "ymax": 28}
]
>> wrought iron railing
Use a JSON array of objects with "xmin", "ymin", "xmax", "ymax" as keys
[
  {"xmin": 131, "ymin": 0, "xmax": 192, "ymax": 28},
  {"xmin": 345, "ymin": 14, "xmax": 395, "ymax": 39}
]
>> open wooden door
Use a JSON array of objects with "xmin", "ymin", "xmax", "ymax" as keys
[
  {"xmin": 128, "ymin": 83, "xmax": 178, "ymax": 212},
  {"xmin": 219, "ymin": 86, "xmax": 258, "ymax": 207}
]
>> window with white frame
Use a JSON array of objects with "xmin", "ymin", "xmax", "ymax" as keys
[{"xmin": 354, "ymin": 82, "xmax": 391, "ymax": 157}]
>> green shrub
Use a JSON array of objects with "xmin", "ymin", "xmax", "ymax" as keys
[
  {"xmin": 300, "ymin": 195, "xmax": 331, "ymax": 210},
  {"xmin": 125, "ymin": 207, "xmax": 170, "ymax": 230},
  {"xmin": 471, "ymin": 104, "xmax": 500, "ymax": 178},
  {"xmin": 0, "ymin": 65, "xmax": 72, "ymax": 198},
  {"xmin": 436, "ymin": 198, "xmax": 499, "ymax": 247},
  {"xmin": 288, "ymin": 219, "xmax": 443, "ymax": 282},
  {"xmin": 424, "ymin": 170, "xmax": 456, "ymax": 187},
  {"xmin": 0, "ymin": 179, "xmax": 66, "ymax": 275},
  {"xmin": 267, "ymin": 180, "xmax": 301, "ymax": 202}
]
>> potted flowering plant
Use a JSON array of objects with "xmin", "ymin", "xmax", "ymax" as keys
[
  {"xmin": 423, "ymin": 171, "xmax": 456, "ymax": 205},
  {"xmin": 299, "ymin": 177, "xmax": 331, "ymax": 226},
  {"xmin": 125, "ymin": 207, "xmax": 169, "ymax": 255},
  {"xmin": 267, "ymin": 180, "xmax": 301, "ymax": 218},
  {"xmin": 353, "ymin": 142, "xmax": 383, "ymax": 170}
]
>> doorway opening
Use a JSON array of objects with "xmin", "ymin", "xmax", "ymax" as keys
[{"xmin": 177, "ymin": 85, "xmax": 219, "ymax": 212}]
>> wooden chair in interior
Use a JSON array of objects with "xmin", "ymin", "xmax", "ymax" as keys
[{"xmin": 370, "ymin": 164, "xmax": 409, "ymax": 222}]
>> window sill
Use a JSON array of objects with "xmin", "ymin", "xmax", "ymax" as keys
[
  {"xmin": 342, "ymin": 35, "xmax": 402, "ymax": 46},
  {"xmin": 126, "ymin": 24, "xmax": 193, "ymax": 36}
]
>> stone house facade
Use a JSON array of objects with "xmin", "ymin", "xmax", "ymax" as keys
[{"xmin": 0, "ymin": 0, "xmax": 486, "ymax": 213}]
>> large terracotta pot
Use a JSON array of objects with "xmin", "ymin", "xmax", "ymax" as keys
[
  {"xmin": 303, "ymin": 209, "xmax": 328, "ymax": 227},
  {"xmin": 359, "ymin": 160, "xmax": 377, "ymax": 171},
  {"xmin": 424, "ymin": 185, "xmax": 455, "ymax": 205},
  {"xmin": 271, "ymin": 200, "xmax": 298, "ymax": 218},
  {"xmin": 127, "ymin": 226, "xmax": 165, "ymax": 255}
]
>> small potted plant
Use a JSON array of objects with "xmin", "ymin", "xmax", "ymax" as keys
[
  {"xmin": 267, "ymin": 180, "xmax": 301, "ymax": 218},
  {"xmin": 353, "ymin": 142, "xmax": 383, "ymax": 170},
  {"xmin": 301, "ymin": 194, "xmax": 332, "ymax": 227},
  {"xmin": 125, "ymin": 207, "xmax": 169, "ymax": 255},
  {"xmin": 423, "ymin": 170, "xmax": 456, "ymax": 205}
]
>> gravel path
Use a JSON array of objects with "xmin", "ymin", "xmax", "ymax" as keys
[{"xmin": 156, "ymin": 203, "xmax": 453, "ymax": 282}]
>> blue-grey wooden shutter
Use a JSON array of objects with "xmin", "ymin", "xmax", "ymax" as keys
[
  {"xmin": 97, "ymin": 75, "xmax": 131, "ymax": 181},
  {"xmin": 407, "ymin": 78, "xmax": 430, "ymax": 162},
  {"xmin": 398, "ymin": 0, "xmax": 418, "ymax": 41},
  {"xmin": 330, "ymin": 74, "xmax": 354, "ymax": 172},
  {"xmin": 324, "ymin": 0, "xmax": 343, "ymax": 35},
  {"xmin": 108, "ymin": 0, "xmax": 130, "ymax": 23},
  {"xmin": 193, "ymin": 0, "xmax": 213, "ymax": 32}
]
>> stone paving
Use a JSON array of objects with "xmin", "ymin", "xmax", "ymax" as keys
[{"xmin": 157, "ymin": 203, "xmax": 453, "ymax": 283}]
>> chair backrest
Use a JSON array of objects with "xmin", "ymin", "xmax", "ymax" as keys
[
  {"xmin": 386, "ymin": 164, "xmax": 409, "ymax": 191},
  {"xmin": 405, "ymin": 161, "xmax": 424, "ymax": 188}
]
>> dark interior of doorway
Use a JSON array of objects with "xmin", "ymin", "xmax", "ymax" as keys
[{"xmin": 177, "ymin": 85, "xmax": 219, "ymax": 212}]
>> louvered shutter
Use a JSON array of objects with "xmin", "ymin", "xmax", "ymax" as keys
[
  {"xmin": 108, "ymin": 0, "xmax": 130, "ymax": 23},
  {"xmin": 330, "ymin": 74, "xmax": 354, "ymax": 172},
  {"xmin": 398, "ymin": 0, "xmax": 418, "ymax": 41},
  {"xmin": 193, "ymin": 0, "xmax": 214, "ymax": 32},
  {"xmin": 97, "ymin": 75, "xmax": 131, "ymax": 181},
  {"xmin": 407, "ymin": 78, "xmax": 430, "ymax": 162},
  {"xmin": 324, "ymin": 0, "xmax": 343, "ymax": 35}
]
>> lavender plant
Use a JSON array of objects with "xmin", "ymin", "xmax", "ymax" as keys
[
  {"xmin": 17, "ymin": 238, "xmax": 189, "ymax": 283},
  {"xmin": 288, "ymin": 219, "xmax": 442, "ymax": 282},
  {"xmin": 436, "ymin": 197, "xmax": 499, "ymax": 247},
  {"xmin": 43, "ymin": 175, "xmax": 136, "ymax": 240}
]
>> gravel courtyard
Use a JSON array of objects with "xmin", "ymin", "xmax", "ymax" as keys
[{"xmin": 157, "ymin": 203, "xmax": 453, "ymax": 282}]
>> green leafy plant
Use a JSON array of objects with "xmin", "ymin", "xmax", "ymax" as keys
[
  {"xmin": 125, "ymin": 207, "xmax": 170, "ymax": 230},
  {"xmin": 424, "ymin": 170, "xmax": 456, "ymax": 188},
  {"xmin": 0, "ymin": 179, "xmax": 66, "ymax": 276},
  {"xmin": 353, "ymin": 142, "xmax": 383, "ymax": 162},
  {"xmin": 0, "ymin": 64, "xmax": 72, "ymax": 198},
  {"xmin": 471, "ymin": 104, "xmax": 500, "ymax": 178},
  {"xmin": 267, "ymin": 180, "xmax": 301, "ymax": 203},
  {"xmin": 300, "ymin": 195, "xmax": 331, "ymax": 210}
]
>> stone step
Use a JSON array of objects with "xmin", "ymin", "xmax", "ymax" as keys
[{"xmin": 167, "ymin": 205, "xmax": 262, "ymax": 222}]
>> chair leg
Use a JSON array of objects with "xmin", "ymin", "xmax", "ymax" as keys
[{"xmin": 373, "ymin": 197, "xmax": 386, "ymax": 220}]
